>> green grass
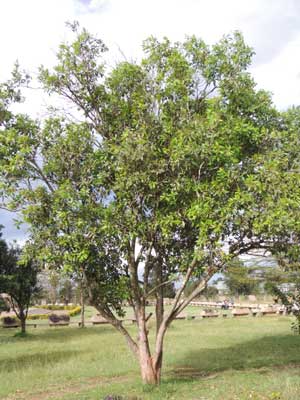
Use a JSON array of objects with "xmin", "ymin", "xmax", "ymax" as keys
[{"xmin": 1, "ymin": 314, "xmax": 300, "ymax": 399}]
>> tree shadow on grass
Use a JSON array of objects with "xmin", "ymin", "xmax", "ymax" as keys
[
  {"xmin": 0, "ymin": 349, "xmax": 85, "ymax": 373},
  {"xmin": 168, "ymin": 334, "xmax": 300, "ymax": 382},
  {"xmin": 0, "ymin": 325, "xmax": 115, "ymax": 344}
]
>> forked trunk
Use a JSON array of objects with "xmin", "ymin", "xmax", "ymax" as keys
[
  {"xmin": 138, "ymin": 314, "xmax": 164, "ymax": 385},
  {"xmin": 140, "ymin": 351, "xmax": 157, "ymax": 384}
]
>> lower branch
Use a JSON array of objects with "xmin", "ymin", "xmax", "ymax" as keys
[
  {"xmin": 175, "ymin": 265, "xmax": 220, "ymax": 315},
  {"xmin": 168, "ymin": 256, "xmax": 198, "ymax": 317},
  {"xmin": 82, "ymin": 271, "xmax": 138, "ymax": 357},
  {"xmin": 95, "ymin": 306, "xmax": 139, "ymax": 357}
]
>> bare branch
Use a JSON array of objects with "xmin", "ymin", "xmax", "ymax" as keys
[
  {"xmin": 167, "ymin": 255, "xmax": 198, "ymax": 317},
  {"xmin": 127, "ymin": 238, "xmax": 141, "ymax": 307},
  {"xmin": 30, "ymin": 159, "xmax": 55, "ymax": 193},
  {"xmin": 145, "ymin": 277, "xmax": 177, "ymax": 299},
  {"xmin": 81, "ymin": 269, "xmax": 138, "ymax": 357},
  {"xmin": 96, "ymin": 305, "xmax": 139, "ymax": 357},
  {"xmin": 175, "ymin": 265, "xmax": 219, "ymax": 315},
  {"xmin": 142, "ymin": 242, "xmax": 154, "ymax": 293}
]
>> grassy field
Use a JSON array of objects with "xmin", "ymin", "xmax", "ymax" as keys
[{"xmin": 1, "ymin": 312, "xmax": 300, "ymax": 400}]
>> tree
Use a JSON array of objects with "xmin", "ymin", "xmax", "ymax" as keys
[
  {"xmin": 223, "ymin": 259, "xmax": 260, "ymax": 296},
  {"xmin": 184, "ymin": 280, "xmax": 218, "ymax": 299},
  {"xmin": 202, "ymin": 285, "xmax": 219, "ymax": 300},
  {"xmin": 59, "ymin": 278, "xmax": 74, "ymax": 305},
  {"xmin": 0, "ymin": 243, "xmax": 41, "ymax": 333},
  {"xmin": 0, "ymin": 25, "xmax": 279, "ymax": 383},
  {"xmin": 48, "ymin": 271, "xmax": 60, "ymax": 304}
]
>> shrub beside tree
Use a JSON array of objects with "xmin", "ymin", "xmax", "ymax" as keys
[{"xmin": 0, "ymin": 236, "xmax": 41, "ymax": 333}]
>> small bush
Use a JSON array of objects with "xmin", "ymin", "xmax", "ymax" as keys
[
  {"xmin": 0, "ymin": 305, "xmax": 82, "ymax": 322},
  {"xmin": 27, "ymin": 305, "xmax": 81, "ymax": 320},
  {"xmin": 36, "ymin": 304, "xmax": 79, "ymax": 311},
  {"xmin": 49, "ymin": 313, "xmax": 70, "ymax": 323},
  {"xmin": 27, "ymin": 313, "xmax": 49, "ymax": 320},
  {"xmin": 69, "ymin": 306, "xmax": 81, "ymax": 316},
  {"xmin": 1, "ymin": 316, "xmax": 20, "ymax": 326}
]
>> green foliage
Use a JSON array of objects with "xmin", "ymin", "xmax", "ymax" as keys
[
  {"xmin": 1, "ymin": 27, "xmax": 266, "ymax": 313},
  {"xmin": 227, "ymin": 104, "xmax": 300, "ymax": 268},
  {"xmin": 264, "ymin": 268, "xmax": 300, "ymax": 294}
]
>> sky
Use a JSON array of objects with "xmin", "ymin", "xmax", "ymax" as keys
[{"xmin": 1, "ymin": 0, "xmax": 300, "ymax": 242}]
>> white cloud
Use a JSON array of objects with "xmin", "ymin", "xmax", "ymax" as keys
[
  {"xmin": 0, "ymin": 1, "xmax": 75, "ymax": 78},
  {"xmin": 1, "ymin": 0, "xmax": 299, "ymax": 109},
  {"xmin": 253, "ymin": 34, "xmax": 300, "ymax": 110}
]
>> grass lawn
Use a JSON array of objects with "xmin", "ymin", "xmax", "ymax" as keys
[{"xmin": 1, "ymin": 313, "xmax": 300, "ymax": 400}]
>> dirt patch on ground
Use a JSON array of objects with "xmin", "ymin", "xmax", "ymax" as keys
[
  {"xmin": 4, "ymin": 375, "xmax": 130, "ymax": 400},
  {"xmin": 1, "ymin": 308, "xmax": 52, "ymax": 318},
  {"xmin": 171, "ymin": 362, "xmax": 300, "ymax": 380},
  {"xmin": 171, "ymin": 366, "xmax": 218, "ymax": 379},
  {"xmin": 28, "ymin": 308, "xmax": 52, "ymax": 315}
]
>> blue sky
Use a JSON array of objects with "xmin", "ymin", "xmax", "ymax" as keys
[{"xmin": 1, "ymin": 0, "xmax": 300, "ymax": 242}]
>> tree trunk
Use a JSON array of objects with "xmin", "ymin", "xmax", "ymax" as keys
[
  {"xmin": 155, "ymin": 261, "xmax": 164, "ymax": 335},
  {"xmin": 80, "ymin": 282, "xmax": 85, "ymax": 328},
  {"xmin": 21, "ymin": 318, "xmax": 26, "ymax": 333},
  {"xmin": 19, "ymin": 312, "xmax": 26, "ymax": 333}
]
